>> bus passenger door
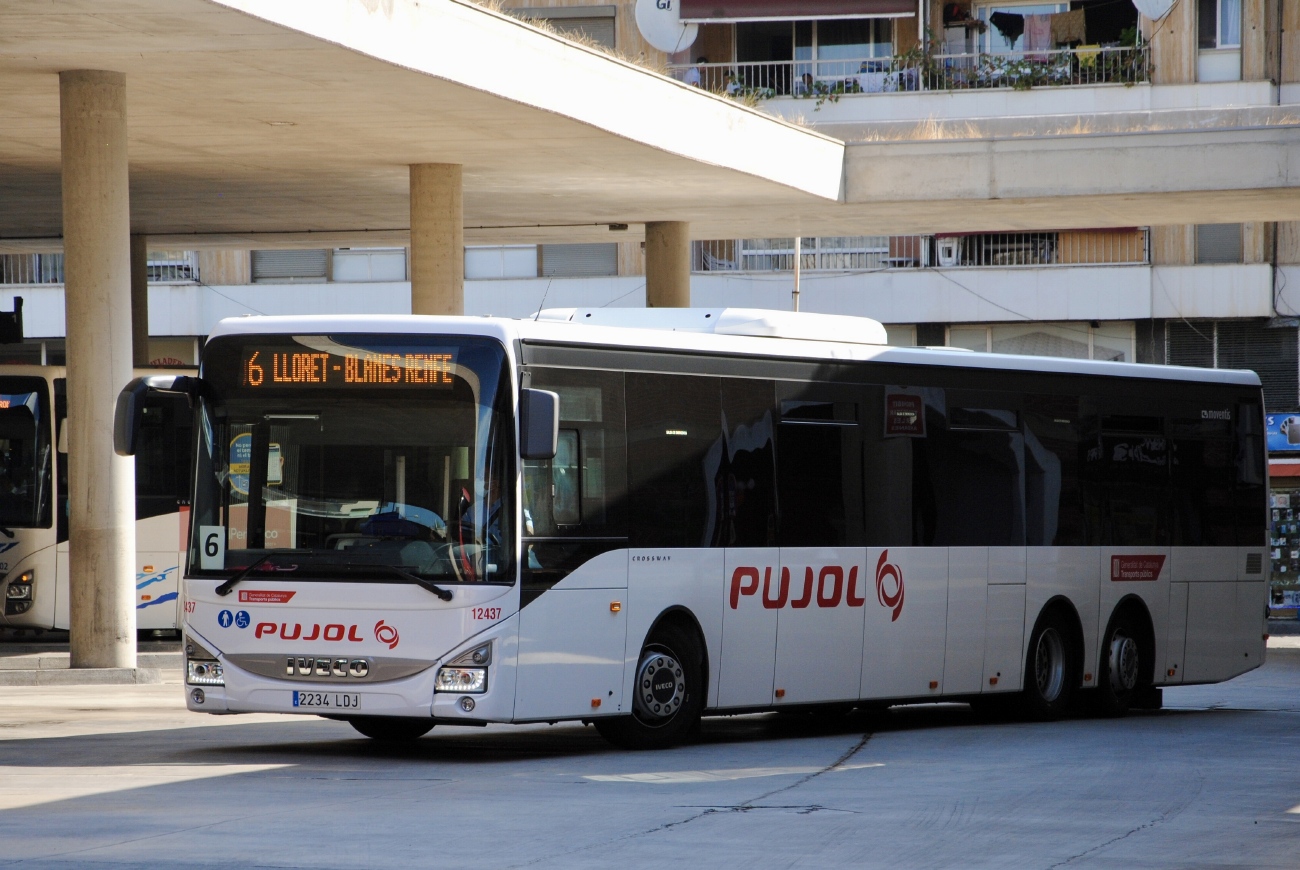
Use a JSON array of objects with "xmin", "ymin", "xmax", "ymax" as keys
[{"xmin": 717, "ymin": 548, "xmax": 779, "ymax": 707}]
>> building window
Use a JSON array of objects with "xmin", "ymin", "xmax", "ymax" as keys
[
  {"xmin": 251, "ymin": 249, "xmax": 328, "ymax": 283},
  {"xmin": 1167, "ymin": 320, "xmax": 1298, "ymax": 408},
  {"xmin": 948, "ymin": 322, "xmax": 1135, "ymax": 362},
  {"xmin": 1198, "ymin": 0, "xmax": 1241, "ymax": 50},
  {"xmin": 1196, "ymin": 224, "xmax": 1243, "ymax": 264},
  {"xmin": 539, "ymin": 243, "xmax": 618, "ymax": 278},
  {"xmin": 508, "ymin": 7, "xmax": 616, "ymax": 49}
]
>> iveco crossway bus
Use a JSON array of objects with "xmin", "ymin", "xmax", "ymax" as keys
[
  {"xmin": 114, "ymin": 310, "xmax": 1268, "ymax": 748},
  {"xmin": 3, "ymin": 366, "xmax": 193, "ymax": 632}
]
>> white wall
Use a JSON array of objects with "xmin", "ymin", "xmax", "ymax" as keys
[
  {"xmin": 763, "ymin": 81, "xmax": 1277, "ymax": 126},
  {"xmin": 1150, "ymin": 264, "xmax": 1273, "ymax": 319},
  {"xmin": 0, "ymin": 263, "xmax": 1282, "ymax": 340}
]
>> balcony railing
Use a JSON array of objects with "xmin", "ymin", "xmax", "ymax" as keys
[
  {"xmin": 0, "ymin": 251, "xmax": 197, "ymax": 285},
  {"xmin": 672, "ymin": 45, "xmax": 1150, "ymax": 100},
  {"xmin": 694, "ymin": 231, "xmax": 1150, "ymax": 273}
]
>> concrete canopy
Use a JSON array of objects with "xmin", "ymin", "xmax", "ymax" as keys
[{"xmin": 0, "ymin": 0, "xmax": 843, "ymax": 251}]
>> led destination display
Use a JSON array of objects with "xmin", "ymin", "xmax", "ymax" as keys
[{"xmin": 241, "ymin": 349, "xmax": 456, "ymax": 389}]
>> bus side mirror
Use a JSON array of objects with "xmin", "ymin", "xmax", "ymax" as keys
[
  {"xmin": 519, "ymin": 389, "xmax": 559, "ymax": 460},
  {"xmin": 114, "ymin": 374, "xmax": 202, "ymax": 456}
]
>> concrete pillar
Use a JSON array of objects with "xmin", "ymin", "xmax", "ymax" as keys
[
  {"xmin": 130, "ymin": 235, "xmax": 148, "ymax": 366},
  {"xmin": 645, "ymin": 221, "xmax": 691, "ymax": 308},
  {"xmin": 60, "ymin": 70, "xmax": 137, "ymax": 669},
  {"xmin": 409, "ymin": 164, "xmax": 463, "ymax": 315}
]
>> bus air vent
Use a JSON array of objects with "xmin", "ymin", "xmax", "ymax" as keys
[{"xmin": 1245, "ymin": 553, "xmax": 1262, "ymax": 574}]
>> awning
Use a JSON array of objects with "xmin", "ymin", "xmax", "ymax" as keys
[{"xmin": 679, "ymin": 1, "xmax": 916, "ymax": 23}]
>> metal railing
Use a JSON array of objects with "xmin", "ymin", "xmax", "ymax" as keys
[
  {"xmin": 0, "ymin": 251, "xmax": 198, "ymax": 285},
  {"xmin": 694, "ymin": 231, "xmax": 1149, "ymax": 273},
  {"xmin": 672, "ymin": 45, "xmax": 1150, "ymax": 99}
]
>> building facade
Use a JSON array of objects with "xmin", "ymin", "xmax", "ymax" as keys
[{"xmin": 2, "ymin": 0, "xmax": 1299, "ymax": 602}]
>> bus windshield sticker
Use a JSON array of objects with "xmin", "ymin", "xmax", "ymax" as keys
[{"xmin": 199, "ymin": 525, "xmax": 226, "ymax": 570}]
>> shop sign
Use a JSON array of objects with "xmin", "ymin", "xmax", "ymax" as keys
[{"xmin": 1266, "ymin": 413, "xmax": 1300, "ymax": 452}]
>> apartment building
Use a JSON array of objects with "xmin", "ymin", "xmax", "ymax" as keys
[{"xmin": 1, "ymin": 0, "xmax": 1298, "ymax": 598}]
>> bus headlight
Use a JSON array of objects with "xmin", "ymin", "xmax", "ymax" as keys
[
  {"xmin": 436, "ymin": 642, "xmax": 490, "ymax": 694},
  {"xmin": 187, "ymin": 660, "xmax": 225, "ymax": 686},
  {"xmin": 185, "ymin": 636, "xmax": 225, "ymax": 687},
  {"xmin": 4, "ymin": 570, "xmax": 34, "ymax": 616},
  {"xmin": 436, "ymin": 667, "xmax": 487, "ymax": 693}
]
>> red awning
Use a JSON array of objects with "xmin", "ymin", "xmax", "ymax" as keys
[{"xmin": 679, "ymin": 1, "xmax": 916, "ymax": 23}]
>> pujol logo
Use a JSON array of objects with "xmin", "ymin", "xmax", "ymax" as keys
[
  {"xmin": 875, "ymin": 550, "xmax": 904, "ymax": 622},
  {"xmin": 374, "ymin": 619, "xmax": 400, "ymax": 649},
  {"xmin": 729, "ymin": 565, "xmax": 866, "ymax": 610}
]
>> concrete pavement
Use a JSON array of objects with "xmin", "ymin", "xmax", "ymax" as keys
[{"xmin": 1, "ymin": 645, "xmax": 1298, "ymax": 868}]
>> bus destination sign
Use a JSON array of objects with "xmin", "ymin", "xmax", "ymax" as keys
[{"xmin": 241, "ymin": 349, "xmax": 456, "ymax": 389}]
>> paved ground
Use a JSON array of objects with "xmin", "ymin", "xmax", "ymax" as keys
[{"xmin": 2, "ymin": 648, "xmax": 1299, "ymax": 869}]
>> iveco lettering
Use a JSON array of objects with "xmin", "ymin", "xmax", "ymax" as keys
[{"xmin": 114, "ymin": 309, "xmax": 1269, "ymax": 748}]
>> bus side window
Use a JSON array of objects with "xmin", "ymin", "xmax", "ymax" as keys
[
  {"xmin": 626, "ymin": 373, "xmax": 720, "ymax": 548},
  {"xmin": 54, "ymin": 378, "xmax": 68, "ymax": 544},
  {"xmin": 523, "ymin": 367, "xmax": 627, "ymax": 540},
  {"xmin": 776, "ymin": 386, "xmax": 864, "ymax": 547},
  {"xmin": 1235, "ymin": 401, "xmax": 1266, "ymax": 545},
  {"xmin": 719, "ymin": 378, "xmax": 776, "ymax": 547},
  {"xmin": 1024, "ymin": 394, "xmax": 1084, "ymax": 547},
  {"xmin": 135, "ymin": 394, "xmax": 192, "ymax": 521}
]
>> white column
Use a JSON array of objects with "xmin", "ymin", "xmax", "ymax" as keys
[{"xmin": 60, "ymin": 69, "xmax": 137, "ymax": 669}]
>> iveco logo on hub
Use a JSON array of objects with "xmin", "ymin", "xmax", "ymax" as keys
[{"xmin": 286, "ymin": 657, "xmax": 370, "ymax": 678}]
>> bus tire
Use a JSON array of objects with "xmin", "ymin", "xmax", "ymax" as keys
[
  {"xmin": 594, "ymin": 623, "xmax": 703, "ymax": 750},
  {"xmin": 1095, "ymin": 610, "xmax": 1145, "ymax": 718},
  {"xmin": 1020, "ymin": 610, "xmax": 1078, "ymax": 721},
  {"xmin": 346, "ymin": 716, "xmax": 434, "ymax": 742}
]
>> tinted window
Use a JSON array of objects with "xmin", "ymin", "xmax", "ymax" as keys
[
  {"xmin": 1024, "ymin": 395, "xmax": 1084, "ymax": 546},
  {"xmin": 135, "ymin": 394, "xmax": 193, "ymax": 521},
  {"xmin": 1234, "ymin": 400, "xmax": 1266, "ymax": 545},
  {"xmin": 1080, "ymin": 408, "xmax": 1168, "ymax": 546},
  {"xmin": 1170, "ymin": 409, "xmax": 1234, "ymax": 546},
  {"xmin": 777, "ymin": 382, "xmax": 863, "ymax": 547},
  {"xmin": 719, "ymin": 379, "xmax": 776, "ymax": 547},
  {"xmin": 911, "ymin": 389, "xmax": 1025, "ymax": 546},
  {"xmin": 626, "ymin": 373, "xmax": 720, "ymax": 548}
]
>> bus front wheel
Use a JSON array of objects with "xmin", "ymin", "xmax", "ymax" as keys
[
  {"xmin": 594, "ymin": 623, "xmax": 703, "ymax": 750},
  {"xmin": 346, "ymin": 716, "xmax": 434, "ymax": 742}
]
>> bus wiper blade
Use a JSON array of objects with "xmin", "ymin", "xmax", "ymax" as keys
[
  {"xmin": 215, "ymin": 553, "xmax": 298, "ymax": 596},
  {"xmin": 353, "ymin": 563, "xmax": 454, "ymax": 602}
]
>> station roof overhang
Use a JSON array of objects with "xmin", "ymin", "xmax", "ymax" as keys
[{"xmin": 0, "ymin": 0, "xmax": 845, "ymax": 252}]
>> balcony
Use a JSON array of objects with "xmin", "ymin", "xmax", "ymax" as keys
[{"xmin": 670, "ymin": 45, "xmax": 1150, "ymax": 103}]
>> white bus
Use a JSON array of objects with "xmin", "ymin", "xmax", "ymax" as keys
[
  {"xmin": 115, "ymin": 310, "xmax": 1269, "ymax": 748},
  {"xmin": 2, "ymin": 366, "xmax": 194, "ymax": 633}
]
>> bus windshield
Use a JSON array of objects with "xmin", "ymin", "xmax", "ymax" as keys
[
  {"xmin": 0, "ymin": 377, "xmax": 52, "ymax": 528},
  {"xmin": 189, "ymin": 334, "xmax": 515, "ymax": 584}
]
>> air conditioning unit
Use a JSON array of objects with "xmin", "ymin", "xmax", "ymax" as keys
[{"xmin": 936, "ymin": 237, "xmax": 960, "ymax": 267}]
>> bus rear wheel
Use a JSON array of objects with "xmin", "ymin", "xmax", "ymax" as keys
[
  {"xmin": 346, "ymin": 716, "xmax": 434, "ymax": 742},
  {"xmin": 1095, "ymin": 611, "xmax": 1146, "ymax": 718},
  {"xmin": 594, "ymin": 623, "xmax": 703, "ymax": 750},
  {"xmin": 1020, "ymin": 611, "xmax": 1079, "ymax": 721}
]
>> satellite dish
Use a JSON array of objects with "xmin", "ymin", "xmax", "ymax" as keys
[
  {"xmin": 635, "ymin": 0, "xmax": 698, "ymax": 54},
  {"xmin": 1130, "ymin": 0, "xmax": 1177, "ymax": 18}
]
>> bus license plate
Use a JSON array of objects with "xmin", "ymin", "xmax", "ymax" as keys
[{"xmin": 292, "ymin": 690, "xmax": 361, "ymax": 709}]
